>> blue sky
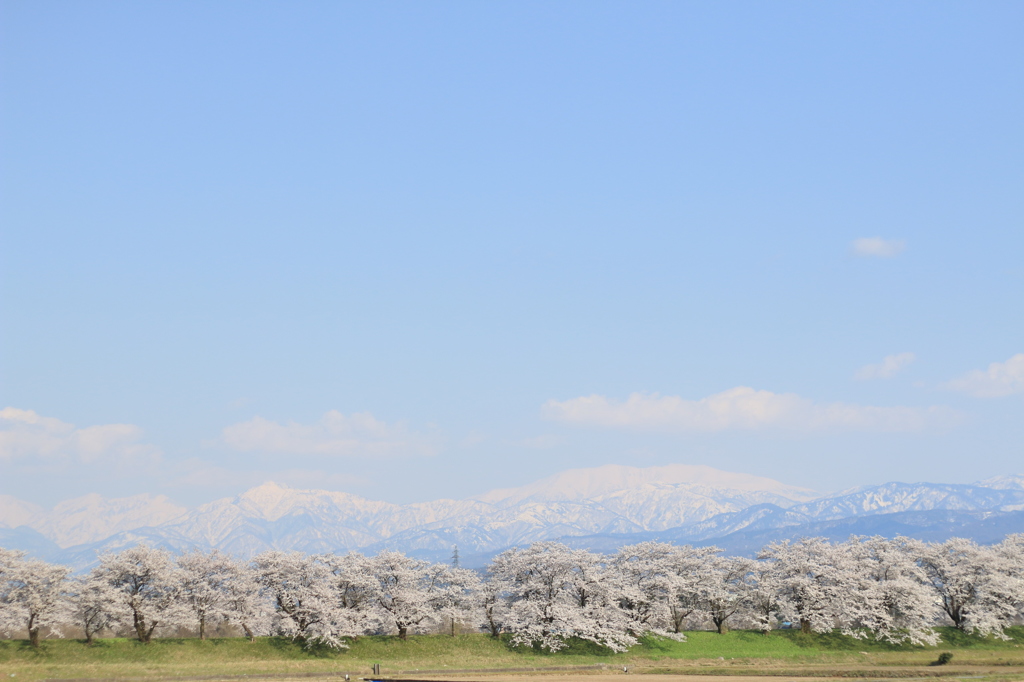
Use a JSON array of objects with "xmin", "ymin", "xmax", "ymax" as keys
[{"xmin": 1, "ymin": 1, "xmax": 1022, "ymax": 507}]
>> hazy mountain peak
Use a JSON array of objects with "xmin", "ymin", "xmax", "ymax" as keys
[
  {"xmin": 233, "ymin": 480, "xmax": 387, "ymax": 521},
  {"xmin": 474, "ymin": 463, "xmax": 818, "ymax": 506},
  {"xmin": 36, "ymin": 492, "xmax": 188, "ymax": 548},
  {"xmin": 235, "ymin": 481, "xmax": 319, "ymax": 520},
  {"xmin": 976, "ymin": 474, "xmax": 1024, "ymax": 491},
  {"xmin": 238, "ymin": 480, "xmax": 293, "ymax": 502},
  {"xmin": 0, "ymin": 495, "xmax": 46, "ymax": 529}
]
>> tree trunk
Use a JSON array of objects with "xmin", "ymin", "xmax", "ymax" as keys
[
  {"xmin": 26, "ymin": 613, "xmax": 39, "ymax": 648},
  {"xmin": 398, "ymin": 625, "xmax": 408, "ymax": 640},
  {"xmin": 716, "ymin": 620, "xmax": 729, "ymax": 634},
  {"xmin": 135, "ymin": 614, "xmax": 158, "ymax": 644},
  {"xmin": 947, "ymin": 604, "xmax": 966, "ymax": 631},
  {"xmin": 199, "ymin": 615, "xmax": 206, "ymax": 640},
  {"xmin": 242, "ymin": 623, "xmax": 255, "ymax": 643},
  {"xmin": 670, "ymin": 605, "xmax": 691, "ymax": 633},
  {"xmin": 485, "ymin": 612, "xmax": 500, "ymax": 637},
  {"xmin": 800, "ymin": 619, "xmax": 811, "ymax": 634},
  {"xmin": 134, "ymin": 612, "xmax": 149, "ymax": 643}
]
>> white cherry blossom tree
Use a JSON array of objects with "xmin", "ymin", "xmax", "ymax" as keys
[
  {"xmin": 491, "ymin": 542, "xmax": 634, "ymax": 652},
  {"xmin": 0, "ymin": 554, "xmax": 71, "ymax": 647},
  {"xmin": 917, "ymin": 537, "xmax": 1019, "ymax": 637},
  {"xmin": 68, "ymin": 572, "xmax": 124, "ymax": 645},
  {"xmin": 743, "ymin": 557, "xmax": 785, "ymax": 634},
  {"xmin": 696, "ymin": 555, "xmax": 752, "ymax": 634},
  {"xmin": 365, "ymin": 551, "xmax": 448, "ymax": 639},
  {"xmin": 611, "ymin": 541, "xmax": 714, "ymax": 639},
  {"xmin": 251, "ymin": 551, "xmax": 358, "ymax": 648},
  {"xmin": 839, "ymin": 537, "xmax": 939, "ymax": 645},
  {"xmin": 665, "ymin": 544, "xmax": 721, "ymax": 634},
  {"xmin": 221, "ymin": 560, "xmax": 269, "ymax": 642},
  {"xmin": 0, "ymin": 548, "xmax": 25, "ymax": 635},
  {"xmin": 478, "ymin": 564, "xmax": 510, "ymax": 637},
  {"xmin": 759, "ymin": 538, "xmax": 850, "ymax": 634},
  {"xmin": 432, "ymin": 563, "xmax": 481, "ymax": 636},
  {"xmin": 94, "ymin": 544, "xmax": 185, "ymax": 643},
  {"xmin": 995, "ymin": 534, "xmax": 1024, "ymax": 622},
  {"xmin": 321, "ymin": 552, "xmax": 379, "ymax": 636},
  {"xmin": 177, "ymin": 548, "xmax": 244, "ymax": 639}
]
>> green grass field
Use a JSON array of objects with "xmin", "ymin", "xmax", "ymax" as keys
[{"xmin": 0, "ymin": 628, "xmax": 1022, "ymax": 681}]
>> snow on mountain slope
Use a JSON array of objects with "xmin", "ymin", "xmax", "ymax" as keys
[
  {"xmin": 475, "ymin": 464, "xmax": 817, "ymax": 506},
  {"xmin": 0, "ymin": 465, "xmax": 817, "ymax": 556},
  {"xmin": 558, "ymin": 481, "xmax": 1024, "ymax": 557},
  {"xmin": 595, "ymin": 482, "xmax": 809, "ymax": 531},
  {"xmin": 564, "ymin": 508, "xmax": 1024, "ymax": 559},
  {"xmin": 0, "ymin": 493, "xmax": 186, "ymax": 548},
  {"xmin": 34, "ymin": 493, "xmax": 188, "ymax": 548},
  {"xmin": 355, "ymin": 472, "xmax": 820, "ymax": 555},
  {"xmin": 977, "ymin": 474, "xmax": 1024, "ymax": 491},
  {"xmin": 648, "ymin": 482, "xmax": 1024, "ymax": 545},
  {"xmin": 0, "ymin": 495, "xmax": 45, "ymax": 529},
  {"xmin": 3, "ymin": 465, "xmax": 1023, "ymax": 567},
  {"xmin": 791, "ymin": 482, "xmax": 1024, "ymax": 520},
  {"xmin": 701, "ymin": 508, "xmax": 1024, "ymax": 556},
  {"xmin": 144, "ymin": 482, "xmax": 496, "ymax": 555},
  {"xmin": 371, "ymin": 499, "xmax": 645, "ymax": 555},
  {"xmin": 666, "ymin": 503, "xmax": 815, "ymax": 541}
]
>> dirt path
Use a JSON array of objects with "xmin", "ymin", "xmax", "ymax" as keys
[{"xmin": 377, "ymin": 671, "xmax": 1021, "ymax": 682}]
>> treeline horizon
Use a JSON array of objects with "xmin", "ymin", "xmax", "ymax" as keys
[{"xmin": 1, "ymin": 534, "xmax": 1022, "ymax": 653}]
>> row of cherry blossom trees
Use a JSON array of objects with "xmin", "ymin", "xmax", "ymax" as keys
[{"xmin": 1, "ymin": 535, "xmax": 1021, "ymax": 651}]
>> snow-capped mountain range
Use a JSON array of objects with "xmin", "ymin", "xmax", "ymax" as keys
[{"xmin": 1, "ymin": 465, "xmax": 1022, "ymax": 568}]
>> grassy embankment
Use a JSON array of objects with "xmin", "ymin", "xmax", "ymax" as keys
[{"xmin": 0, "ymin": 628, "xmax": 1022, "ymax": 681}]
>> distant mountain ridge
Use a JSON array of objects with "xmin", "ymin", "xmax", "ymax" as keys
[
  {"xmin": 1, "ymin": 464, "xmax": 1022, "ymax": 568},
  {"xmin": 0, "ymin": 492, "xmax": 188, "ymax": 547},
  {"xmin": 474, "ymin": 464, "xmax": 816, "ymax": 506},
  {"xmin": 563, "ymin": 508, "xmax": 1024, "ymax": 556}
]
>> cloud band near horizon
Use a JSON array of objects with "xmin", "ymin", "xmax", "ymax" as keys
[
  {"xmin": 219, "ymin": 410, "xmax": 439, "ymax": 457},
  {"xmin": 0, "ymin": 407, "xmax": 161, "ymax": 465},
  {"xmin": 542, "ymin": 387, "xmax": 958, "ymax": 433},
  {"xmin": 945, "ymin": 354, "xmax": 1024, "ymax": 398}
]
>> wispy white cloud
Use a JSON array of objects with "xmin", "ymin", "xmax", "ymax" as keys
[
  {"xmin": 0, "ymin": 407, "xmax": 161, "ymax": 465},
  {"xmin": 945, "ymin": 354, "xmax": 1024, "ymax": 398},
  {"xmin": 543, "ymin": 387, "xmax": 956, "ymax": 433},
  {"xmin": 219, "ymin": 410, "xmax": 439, "ymax": 457},
  {"xmin": 855, "ymin": 352, "xmax": 916, "ymax": 380},
  {"xmin": 851, "ymin": 237, "xmax": 906, "ymax": 258}
]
